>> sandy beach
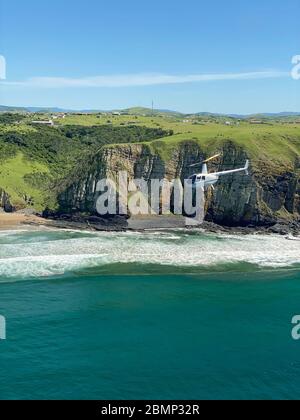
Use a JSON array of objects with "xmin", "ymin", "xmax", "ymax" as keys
[{"xmin": 0, "ymin": 213, "xmax": 49, "ymax": 230}]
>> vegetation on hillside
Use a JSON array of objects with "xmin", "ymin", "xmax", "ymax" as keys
[
  {"xmin": 0, "ymin": 124, "xmax": 169, "ymax": 170},
  {"xmin": 0, "ymin": 113, "xmax": 26, "ymax": 125},
  {"xmin": 0, "ymin": 123, "xmax": 170, "ymax": 210}
]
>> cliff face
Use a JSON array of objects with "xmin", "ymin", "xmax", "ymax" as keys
[
  {"xmin": 0, "ymin": 189, "xmax": 15, "ymax": 213},
  {"xmin": 57, "ymin": 141, "xmax": 300, "ymax": 227}
]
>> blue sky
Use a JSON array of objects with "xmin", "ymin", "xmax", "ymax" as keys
[{"xmin": 0, "ymin": 0, "xmax": 299, "ymax": 113}]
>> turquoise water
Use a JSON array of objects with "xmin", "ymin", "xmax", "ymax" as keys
[{"xmin": 0, "ymin": 229, "xmax": 300, "ymax": 400}]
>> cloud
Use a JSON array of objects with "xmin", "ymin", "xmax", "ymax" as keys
[{"xmin": 0, "ymin": 70, "xmax": 288, "ymax": 88}]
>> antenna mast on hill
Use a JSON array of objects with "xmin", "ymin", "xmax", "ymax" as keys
[{"xmin": 152, "ymin": 100, "xmax": 154, "ymax": 116}]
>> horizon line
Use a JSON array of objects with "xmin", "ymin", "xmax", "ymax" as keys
[{"xmin": 1, "ymin": 104, "xmax": 299, "ymax": 117}]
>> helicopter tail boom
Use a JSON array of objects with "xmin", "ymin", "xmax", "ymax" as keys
[{"xmin": 214, "ymin": 160, "xmax": 250, "ymax": 177}]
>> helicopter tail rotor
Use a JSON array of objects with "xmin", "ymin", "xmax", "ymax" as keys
[{"xmin": 244, "ymin": 159, "xmax": 249, "ymax": 176}]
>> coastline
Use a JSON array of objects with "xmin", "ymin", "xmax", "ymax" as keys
[
  {"xmin": 0, "ymin": 213, "xmax": 49, "ymax": 230},
  {"xmin": 0, "ymin": 212, "xmax": 299, "ymax": 236}
]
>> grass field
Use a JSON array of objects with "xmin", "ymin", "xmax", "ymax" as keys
[
  {"xmin": 146, "ymin": 123, "xmax": 300, "ymax": 167},
  {"xmin": 0, "ymin": 153, "xmax": 50, "ymax": 210},
  {"xmin": 55, "ymin": 114, "xmax": 300, "ymax": 168},
  {"xmin": 13, "ymin": 112, "xmax": 300, "ymax": 167}
]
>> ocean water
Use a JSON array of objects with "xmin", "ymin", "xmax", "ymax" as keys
[{"xmin": 0, "ymin": 228, "xmax": 300, "ymax": 400}]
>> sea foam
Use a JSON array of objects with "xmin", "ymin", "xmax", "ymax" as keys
[{"xmin": 0, "ymin": 229, "xmax": 299, "ymax": 279}]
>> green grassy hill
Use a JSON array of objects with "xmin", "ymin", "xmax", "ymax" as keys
[
  {"xmin": 147, "ymin": 124, "xmax": 300, "ymax": 169},
  {"xmin": 0, "ymin": 153, "xmax": 50, "ymax": 210},
  {"xmin": 82, "ymin": 115, "xmax": 299, "ymax": 169}
]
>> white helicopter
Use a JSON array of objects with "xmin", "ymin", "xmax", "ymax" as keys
[{"xmin": 188, "ymin": 153, "xmax": 249, "ymax": 190}]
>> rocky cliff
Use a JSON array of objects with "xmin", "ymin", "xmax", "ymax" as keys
[
  {"xmin": 0, "ymin": 188, "xmax": 15, "ymax": 213},
  {"xmin": 57, "ymin": 139, "xmax": 300, "ymax": 228}
]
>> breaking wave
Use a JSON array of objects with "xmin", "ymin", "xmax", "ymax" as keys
[{"xmin": 0, "ymin": 228, "xmax": 299, "ymax": 280}]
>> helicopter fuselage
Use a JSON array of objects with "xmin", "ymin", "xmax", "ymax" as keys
[
  {"xmin": 188, "ymin": 160, "xmax": 249, "ymax": 189},
  {"xmin": 188, "ymin": 173, "xmax": 219, "ymax": 189}
]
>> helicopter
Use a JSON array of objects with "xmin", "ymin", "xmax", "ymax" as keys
[{"xmin": 187, "ymin": 153, "xmax": 249, "ymax": 190}]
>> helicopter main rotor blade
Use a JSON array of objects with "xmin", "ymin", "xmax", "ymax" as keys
[
  {"xmin": 202, "ymin": 153, "xmax": 222, "ymax": 164},
  {"xmin": 189, "ymin": 162, "xmax": 202, "ymax": 168},
  {"xmin": 189, "ymin": 153, "xmax": 222, "ymax": 167}
]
